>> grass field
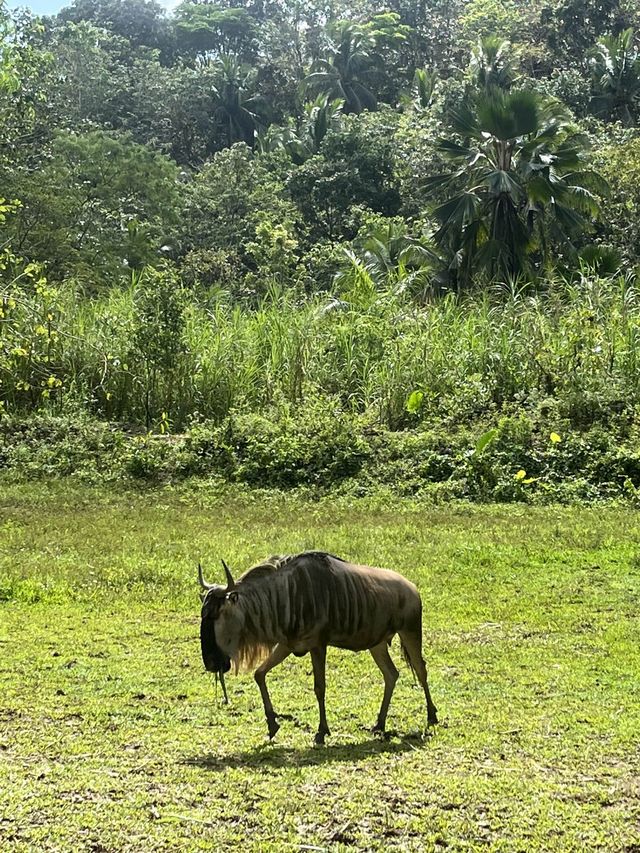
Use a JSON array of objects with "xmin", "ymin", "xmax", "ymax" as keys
[{"xmin": 1, "ymin": 484, "xmax": 639, "ymax": 851}]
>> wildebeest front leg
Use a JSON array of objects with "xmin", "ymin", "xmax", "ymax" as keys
[
  {"xmin": 254, "ymin": 643, "xmax": 291, "ymax": 739},
  {"xmin": 310, "ymin": 645, "xmax": 330, "ymax": 745},
  {"xmin": 369, "ymin": 641, "xmax": 399, "ymax": 736}
]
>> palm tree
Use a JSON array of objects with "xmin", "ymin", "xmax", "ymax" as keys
[
  {"xmin": 358, "ymin": 222, "xmax": 438, "ymax": 289},
  {"xmin": 305, "ymin": 14, "xmax": 408, "ymax": 115},
  {"xmin": 305, "ymin": 21, "xmax": 378, "ymax": 114},
  {"xmin": 401, "ymin": 68, "xmax": 438, "ymax": 112},
  {"xmin": 469, "ymin": 36, "xmax": 518, "ymax": 92},
  {"xmin": 208, "ymin": 54, "xmax": 260, "ymax": 147},
  {"xmin": 426, "ymin": 88, "xmax": 608, "ymax": 289},
  {"xmin": 334, "ymin": 221, "xmax": 439, "ymax": 302},
  {"xmin": 590, "ymin": 28, "xmax": 640, "ymax": 125}
]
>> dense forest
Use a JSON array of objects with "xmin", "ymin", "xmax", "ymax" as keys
[{"xmin": 2, "ymin": 0, "xmax": 640, "ymax": 498}]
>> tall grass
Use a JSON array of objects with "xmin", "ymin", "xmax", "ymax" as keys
[{"xmin": 2, "ymin": 265, "xmax": 640, "ymax": 431}]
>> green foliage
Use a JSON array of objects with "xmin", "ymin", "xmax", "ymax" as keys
[
  {"xmin": 0, "ymin": 7, "xmax": 51, "ymax": 169},
  {"xmin": 593, "ymin": 130, "xmax": 640, "ymax": 263},
  {"xmin": 305, "ymin": 13, "xmax": 410, "ymax": 114},
  {"xmin": 4, "ymin": 129, "xmax": 180, "ymax": 284},
  {"xmin": 3, "ymin": 0, "xmax": 640, "ymax": 504},
  {"xmin": 0, "ymin": 5, "xmax": 18, "ymax": 95},
  {"xmin": 0, "ymin": 411, "xmax": 124, "ymax": 480},
  {"xmin": 3, "ymin": 264, "xmax": 640, "ymax": 442},
  {"xmin": 288, "ymin": 114, "xmax": 402, "ymax": 242},
  {"xmin": 0, "ymin": 253, "xmax": 67, "ymax": 411},
  {"xmin": 174, "ymin": 2, "xmax": 259, "ymax": 61},
  {"xmin": 428, "ymin": 86, "xmax": 607, "ymax": 287},
  {"xmin": 180, "ymin": 143, "xmax": 299, "ymax": 293},
  {"xmin": 335, "ymin": 215, "xmax": 438, "ymax": 300},
  {"xmin": 43, "ymin": 21, "xmax": 151, "ymax": 133},
  {"xmin": 256, "ymin": 94, "xmax": 345, "ymax": 165},
  {"xmin": 589, "ymin": 28, "xmax": 640, "ymax": 125},
  {"xmin": 206, "ymin": 53, "xmax": 262, "ymax": 147},
  {"xmin": 244, "ymin": 217, "xmax": 300, "ymax": 290},
  {"xmin": 185, "ymin": 402, "xmax": 370, "ymax": 487},
  {"xmin": 469, "ymin": 35, "xmax": 518, "ymax": 91},
  {"xmin": 403, "ymin": 67, "xmax": 437, "ymax": 111},
  {"xmin": 3, "ymin": 396, "xmax": 640, "ymax": 501},
  {"xmin": 3, "ymin": 266, "xmax": 640, "ymax": 503},
  {"xmin": 130, "ymin": 265, "xmax": 187, "ymax": 429},
  {"xmin": 58, "ymin": 0, "xmax": 171, "ymax": 52},
  {"xmin": 459, "ymin": 0, "xmax": 532, "ymax": 48},
  {"xmin": 545, "ymin": 0, "xmax": 639, "ymax": 63},
  {"xmin": 181, "ymin": 143, "xmax": 287, "ymax": 250}
]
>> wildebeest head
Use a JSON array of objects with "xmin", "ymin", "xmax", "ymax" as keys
[{"xmin": 198, "ymin": 560, "xmax": 244, "ymax": 676}]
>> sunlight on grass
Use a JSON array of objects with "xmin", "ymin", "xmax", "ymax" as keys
[{"xmin": 1, "ymin": 484, "xmax": 639, "ymax": 850}]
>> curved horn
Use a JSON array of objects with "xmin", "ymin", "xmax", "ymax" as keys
[
  {"xmin": 221, "ymin": 558, "xmax": 236, "ymax": 590},
  {"xmin": 198, "ymin": 562, "xmax": 215, "ymax": 591}
]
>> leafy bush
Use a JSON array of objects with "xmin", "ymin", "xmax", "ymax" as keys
[
  {"xmin": 1, "ymin": 404, "xmax": 640, "ymax": 502},
  {"xmin": 185, "ymin": 402, "xmax": 370, "ymax": 487},
  {"xmin": 0, "ymin": 411, "xmax": 125, "ymax": 480}
]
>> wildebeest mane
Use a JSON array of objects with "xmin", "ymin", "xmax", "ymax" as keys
[
  {"xmin": 232, "ymin": 554, "xmax": 289, "ymax": 670},
  {"xmin": 237, "ymin": 554, "xmax": 288, "ymax": 584},
  {"xmin": 238, "ymin": 552, "xmax": 345, "ymax": 585},
  {"xmin": 231, "ymin": 552, "xmax": 375, "ymax": 672}
]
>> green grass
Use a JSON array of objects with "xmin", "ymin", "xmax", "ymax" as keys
[
  {"xmin": 4, "ymin": 271, "xmax": 640, "ymax": 432},
  {"xmin": 1, "ymin": 484, "xmax": 640, "ymax": 851}
]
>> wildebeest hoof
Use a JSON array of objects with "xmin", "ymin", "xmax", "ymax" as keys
[
  {"xmin": 314, "ymin": 732, "xmax": 326, "ymax": 745},
  {"xmin": 267, "ymin": 718, "xmax": 280, "ymax": 739},
  {"xmin": 371, "ymin": 726, "xmax": 391, "ymax": 740}
]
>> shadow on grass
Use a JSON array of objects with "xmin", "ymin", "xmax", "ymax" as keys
[{"xmin": 183, "ymin": 730, "xmax": 431, "ymax": 772}]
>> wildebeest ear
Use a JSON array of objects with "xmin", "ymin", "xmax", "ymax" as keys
[{"xmin": 226, "ymin": 590, "xmax": 239, "ymax": 604}]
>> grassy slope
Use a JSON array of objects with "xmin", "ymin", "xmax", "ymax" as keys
[{"xmin": 1, "ymin": 484, "xmax": 639, "ymax": 851}]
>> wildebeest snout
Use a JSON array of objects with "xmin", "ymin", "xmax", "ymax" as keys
[
  {"xmin": 202, "ymin": 652, "xmax": 231, "ymax": 673},
  {"xmin": 200, "ymin": 619, "xmax": 231, "ymax": 673}
]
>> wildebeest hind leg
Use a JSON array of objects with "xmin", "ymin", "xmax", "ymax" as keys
[
  {"xmin": 254, "ymin": 643, "xmax": 291, "ymax": 739},
  {"xmin": 399, "ymin": 630, "xmax": 438, "ymax": 727},
  {"xmin": 310, "ymin": 646, "xmax": 330, "ymax": 745},
  {"xmin": 369, "ymin": 641, "xmax": 399, "ymax": 736}
]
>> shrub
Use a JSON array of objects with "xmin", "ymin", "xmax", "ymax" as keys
[
  {"xmin": 0, "ymin": 412, "xmax": 125, "ymax": 481},
  {"xmin": 185, "ymin": 401, "xmax": 371, "ymax": 488}
]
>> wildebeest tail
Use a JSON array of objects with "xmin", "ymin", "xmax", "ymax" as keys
[{"xmin": 399, "ymin": 638, "xmax": 418, "ymax": 684}]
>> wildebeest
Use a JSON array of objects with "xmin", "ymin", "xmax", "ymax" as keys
[{"xmin": 199, "ymin": 551, "xmax": 438, "ymax": 743}]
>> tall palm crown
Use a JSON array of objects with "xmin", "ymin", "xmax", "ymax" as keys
[
  {"xmin": 305, "ymin": 14, "xmax": 408, "ymax": 115},
  {"xmin": 305, "ymin": 21, "xmax": 378, "ymax": 114},
  {"xmin": 209, "ymin": 54, "xmax": 260, "ymax": 147},
  {"xmin": 590, "ymin": 28, "xmax": 640, "ymax": 125},
  {"xmin": 469, "ymin": 36, "xmax": 518, "ymax": 92},
  {"xmin": 427, "ymin": 88, "xmax": 607, "ymax": 288}
]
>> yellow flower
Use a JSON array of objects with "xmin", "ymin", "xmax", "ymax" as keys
[
  {"xmin": 550, "ymin": 432, "xmax": 561, "ymax": 443},
  {"xmin": 514, "ymin": 469, "xmax": 526, "ymax": 481}
]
